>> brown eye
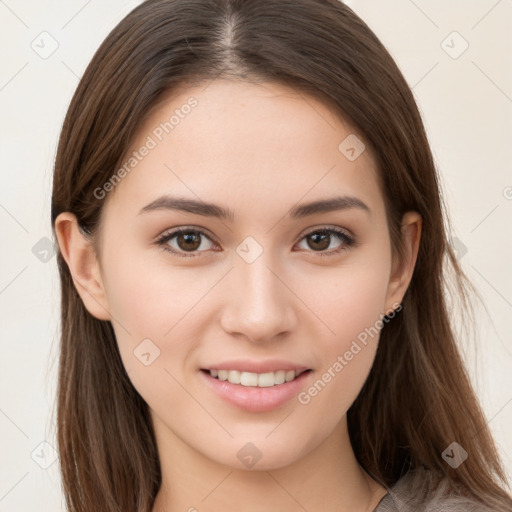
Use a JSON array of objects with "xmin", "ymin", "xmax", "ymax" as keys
[
  {"xmin": 155, "ymin": 226, "xmax": 355, "ymax": 259},
  {"xmin": 296, "ymin": 228, "xmax": 355, "ymax": 256},
  {"xmin": 175, "ymin": 231, "xmax": 202, "ymax": 251},
  {"xmin": 156, "ymin": 228, "xmax": 216, "ymax": 258},
  {"xmin": 306, "ymin": 232, "xmax": 331, "ymax": 251}
]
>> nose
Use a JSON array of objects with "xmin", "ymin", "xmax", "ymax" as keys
[{"xmin": 219, "ymin": 253, "xmax": 297, "ymax": 344}]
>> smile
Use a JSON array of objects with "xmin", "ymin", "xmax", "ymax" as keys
[{"xmin": 204, "ymin": 368, "xmax": 311, "ymax": 387}]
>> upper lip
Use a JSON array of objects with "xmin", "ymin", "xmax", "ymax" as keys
[{"xmin": 201, "ymin": 359, "xmax": 311, "ymax": 374}]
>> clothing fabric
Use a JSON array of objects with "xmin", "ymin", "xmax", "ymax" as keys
[{"xmin": 372, "ymin": 468, "xmax": 498, "ymax": 512}]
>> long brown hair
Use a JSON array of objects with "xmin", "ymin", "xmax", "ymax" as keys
[{"xmin": 50, "ymin": 0, "xmax": 512, "ymax": 510}]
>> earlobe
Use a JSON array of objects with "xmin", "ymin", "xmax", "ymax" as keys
[
  {"xmin": 54, "ymin": 212, "xmax": 111, "ymax": 321},
  {"xmin": 384, "ymin": 211, "xmax": 422, "ymax": 312}
]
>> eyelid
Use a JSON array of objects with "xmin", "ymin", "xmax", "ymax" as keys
[
  {"xmin": 298, "ymin": 224, "xmax": 354, "ymax": 239},
  {"xmin": 155, "ymin": 225, "xmax": 216, "ymax": 243},
  {"xmin": 155, "ymin": 224, "xmax": 354, "ymax": 242}
]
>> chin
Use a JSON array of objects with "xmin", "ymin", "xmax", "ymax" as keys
[{"xmin": 204, "ymin": 436, "xmax": 311, "ymax": 472}]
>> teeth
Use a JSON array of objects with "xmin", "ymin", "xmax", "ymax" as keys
[
  {"xmin": 274, "ymin": 370, "xmax": 286, "ymax": 385},
  {"xmin": 227, "ymin": 370, "xmax": 241, "ymax": 384},
  {"xmin": 241, "ymin": 371, "xmax": 259, "ymax": 386},
  {"xmin": 208, "ymin": 369, "xmax": 305, "ymax": 387}
]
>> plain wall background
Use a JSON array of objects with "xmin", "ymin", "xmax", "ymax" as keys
[{"xmin": 0, "ymin": 0, "xmax": 511, "ymax": 509}]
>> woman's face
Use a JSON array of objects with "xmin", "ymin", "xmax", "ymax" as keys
[{"xmin": 82, "ymin": 79, "xmax": 417, "ymax": 470}]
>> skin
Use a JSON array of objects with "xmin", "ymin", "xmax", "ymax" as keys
[{"xmin": 55, "ymin": 79, "xmax": 421, "ymax": 512}]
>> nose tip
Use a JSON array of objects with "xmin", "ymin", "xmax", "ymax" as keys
[{"xmin": 219, "ymin": 259, "xmax": 297, "ymax": 344}]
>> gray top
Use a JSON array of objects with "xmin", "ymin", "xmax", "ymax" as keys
[{"xmin": 372, "ymin": 468, "xmax": 497, "ymax": 512}]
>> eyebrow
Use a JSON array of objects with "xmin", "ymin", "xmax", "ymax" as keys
[{"xmin": 138, "ymin": 194, "xmax": 370, "ymax": 221}]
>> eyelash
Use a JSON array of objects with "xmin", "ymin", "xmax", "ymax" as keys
[{"xmin": 155, "ymin": 226, "xmax": 356, "ymax": 259}]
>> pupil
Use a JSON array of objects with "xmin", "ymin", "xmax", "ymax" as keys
[
  {"xmin": 179, "ymin": 232, "xmax": 201, "ymax": 251},
  {"xmin": 309, "ymin": 233, "xmax": 330, "ymax": 251}
]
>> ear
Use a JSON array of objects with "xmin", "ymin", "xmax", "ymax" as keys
[
  {"xmin": 384, "ymin": 211, "xmax": 422, "ymax": 312},
  {"xmin": 54, "ymin": 212, "xmax": 111, "ymax": 321}
]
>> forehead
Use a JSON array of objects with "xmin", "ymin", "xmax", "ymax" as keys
[{"xmin": 102, "ymin": 79, "xmax": 384, "ymax": 222}]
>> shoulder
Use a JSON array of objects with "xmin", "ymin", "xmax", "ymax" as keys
[{"xmin": 373, "ymin": 467, "xmax": 495, "ymax": 512}]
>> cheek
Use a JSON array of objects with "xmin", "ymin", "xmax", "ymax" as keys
[
  {"xmin": 295, "ymin": 260, "xmax": 391, "ymax": 405},
  {"xmin": 99, "ymin": 248, "xmax": 206, "ymax": 379},
  {"xmin": 101, "ymin": 246, "xmax": 210, "ymax": 335},
  {"xmin": 297, "ymin": 257, "xmax": 391, "ymax": 345}
]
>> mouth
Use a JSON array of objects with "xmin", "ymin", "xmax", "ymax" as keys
[{"xmin": 200, "ymin": 368, "xmax": 312, "ymax": 388}]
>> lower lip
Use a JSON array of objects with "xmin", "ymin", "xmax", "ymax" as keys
[{"xmin": 199, "ymin": 369, "xmax": 313, "ymax": 412}]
